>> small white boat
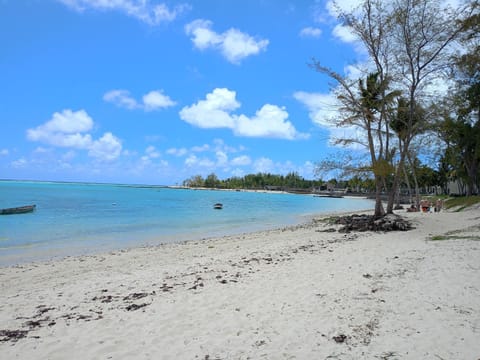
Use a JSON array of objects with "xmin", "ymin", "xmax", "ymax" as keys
[{"xmin": 213, "ymin": 203, "xmax": 223, "ymax": 210}]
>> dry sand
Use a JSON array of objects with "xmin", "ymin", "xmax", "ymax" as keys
[{"xmin": 1, "ymin": 208, "xmax": 479, "ymax": 359}]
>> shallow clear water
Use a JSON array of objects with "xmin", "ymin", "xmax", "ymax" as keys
[{"xmin": 0, "ymin": 180, "xmax": 373, "ymax": 265}]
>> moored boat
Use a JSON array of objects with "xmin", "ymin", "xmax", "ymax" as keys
[
  {"xmin": 213, "ymin": 203, "xmax": 223, "ymax": 210},
  {"xmin": 0, "ymin": 204, "xmax": 36, "ymax": 215}
]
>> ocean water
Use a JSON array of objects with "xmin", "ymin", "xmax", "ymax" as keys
[{"xmin": 0, "ymin": 180, "xmax": 373, "ymax": 266}]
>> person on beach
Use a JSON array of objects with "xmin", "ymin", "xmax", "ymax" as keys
[
  {"xmin": 407, "ymin": 203, "xmax": 417, "ymax": 212},
  {"xmin": 435, "ymin": 199, "xmax": 443, "ymax": 212},
  {"xmin": 420, "ymin": 200, "xmax": 430, "ymax": 212}
]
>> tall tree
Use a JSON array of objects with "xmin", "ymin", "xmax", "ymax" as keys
[
  {"xmin": 436, "ymin": 1, "xmax": 480, "ymax": 195},
  {"xmin": 313, "ymin": 0, "xmax": 469, "ymax": 215},
  {"xmin": 384, "ymin": 0, "xmax": 469, "ymax": 211}
]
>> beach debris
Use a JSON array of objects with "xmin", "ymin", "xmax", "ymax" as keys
[
  {"xmin": 92, "ymin": 294, "xmax": 115, "ymax": 303},
  {"xmin": 123, "ymin": 292, "xmax": 150, "ymax": 301},
  {"xmin": 35, "ymin": 305, "xmax": 55, "ymax": 316},
  {"xmin": 160, "ymin": 283, "xmax": 174, "ymax": 292},
  {"xmin": 0, "ymin": 329, "xmax": 29, "ymax": 343},
  {"xmin": 317, "ymin": 228, "xmax": 336, "ymax": 232},
  {"xmin": 333, "ymin": 334, "xmax": 347, "ymax": 343},
  {"xmin": 24, "ymin": 320, "xmax": 42, "ymax": 329},
  {"xmin": 333, "ymin": 214, "xmax": 413, "ymax": 232},
  {"xmin": 125, "ymin": 303, "xmax": 148, "ymax": 311}
]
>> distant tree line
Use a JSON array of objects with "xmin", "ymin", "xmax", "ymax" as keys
[
  {"xmin": 182, "ymin": 165, "xmax": 442, "ymax": 195},
  {"xmin": 182, "ymin": 172, "xmax": 323, "ymax": 190}
]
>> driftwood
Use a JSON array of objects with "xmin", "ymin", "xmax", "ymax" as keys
[{"xmin": 333, "ymin": 214, "xmax": 413, "ymax": 233}]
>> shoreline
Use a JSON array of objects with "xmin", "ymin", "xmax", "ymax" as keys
[
  {"xmin": 1, "ymin": 208, "xmax": 479, "ymax": 358},
  {"xmin": 0, "ymin": 201, "xmax": 374, "ymax": 268}
]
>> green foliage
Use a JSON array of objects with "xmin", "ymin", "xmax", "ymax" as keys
[
  {"xmin": 429, "ymin": 225, "xmax": 480, "ymax": 241},
  {"xmin": 183, "ymin": 172, "xmax": 324, "ymax": 190},
  {"xmin": 444, "ymin": 195, "xmax": 480, "ymax": 209}
]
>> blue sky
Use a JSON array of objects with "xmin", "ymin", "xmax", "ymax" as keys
[{"xmin": 1, "ymin": 0, "xmax": 363, "ymax": 185}]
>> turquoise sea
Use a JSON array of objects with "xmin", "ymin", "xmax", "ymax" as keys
[{"xmin": 0, "ymin": 180, "xmax": 374, "ymax": 266}]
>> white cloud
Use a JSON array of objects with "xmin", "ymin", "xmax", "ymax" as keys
[
  {"xmin": 180, "ymin": 88, "xmax": 308, "ymax": 140},
  {"xmin": 58, "ymin": 0, "xmax": 189, "ymax": 25},
  {"xmin": 215, "ymin": 151, "xmax": 228, "ymax": 167},
  {"xmin": 136, "ymin": 145, "xmax": 166, "ymax": 171},
  {"xmin": 0, "ymin": 149, "xmax": 9, "ymax": 156},
  {"xmin": 185, "ymin": 19, "xmax": 269, "ymax": 64},
  {"xmin": 300, "ymin": 27, "xmax": 322, "ymax": 38},
  {"xmin": 326, "ymin": 0, "xmax": 362, "ymax": 18},
  {"xmin": 88, "ymin": 132, "xmax": 122, "ymax": 161},
  {"xmin": 235, "ymin": 104, "xmax": 307, "ymax": 140},
  {"xmin": 191, "ymin": 144, "xmax": 210, "ymax": 152},
  {"xmin": 231, "ymin": 155, "xmax": 251, "ymax": 166},
  {"xmin": 166, "ymin": 147, "xmax": 188, "ymax": 157},
  {"xmin": 253, "ymin": 157, "xmax": 274, "ymax": 173},
  {"xmin": 184, "ymin": 154, "xmax": 215, "ymax": 169},
  {"xmin": 11, "ymin": 157, "xmax": 28, "ymax": 169},
  {"xmin": 293, "ymin": 91, "xmax": 339, "ymax": 127},
  {"xmin": 103, "ymin": 90, "xmax": 138, "ymax": 109},
  {"xmin": 142, "ymin": 90, "xmax": 177, "ymax": 111},
  {"xmin": 62, "ymin": 150, "xmax": 77, "ymax": 161},
  {"xmin": 33, "ymin": 147, "xmax": 51, "ymax": 154},
  {"xmin": 179, "ymin": 88, "xmax": 239, "ymax": 129},
  {"xmin": 172, "ymin": 139, "xmax": 253, "ymax": 175},
  {"xmin": 27, "ymin": 109, "xmax": 94, "ymax": 148},
  {"xmin": 294, "ymin": 91, "xmax": 368, "ymax": 150},
  {"xmin": 104, "ymin": 89, "xmax": 176, "ymax": 111},
  {"xmin": 26, "ymin": 109, "xmax": 122, "ymax": 162},
  {"xmin": 332, "ymin": 24, "xmax": 358, "ymax": 43},
  {"xmin": 145, "ymin": 145, "xmax": 160, "ymax": 158}
]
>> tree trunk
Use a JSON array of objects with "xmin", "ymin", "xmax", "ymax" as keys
[
  {"xmin": 374, "ymin": 175, "xmax": 385, "ymax": 218},
  {"xmin": 402, "ymin": 163, "xmax": 412, "ymax": 204},
  {"xmin": 407, "ymin": 153, "xmax": 421, "ymax": 210}
]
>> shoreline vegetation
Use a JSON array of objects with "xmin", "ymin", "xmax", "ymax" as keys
[{"xmin": 1, "ymin": 204, "xmax": 479, "ymax": 358}]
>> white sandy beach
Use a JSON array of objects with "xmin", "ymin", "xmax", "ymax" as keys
[{"xmin": 1, "ymin": 208, "xmax": 479, "ymax": 359}]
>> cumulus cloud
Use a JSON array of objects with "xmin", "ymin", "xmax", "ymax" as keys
[
  {"xmin": 88, "ymin": 132, "xmax": 122, "ymax": 161},
  {"xmin": 180, "ymin": 88, "xmax": 308, "ymax": 140},
  {"xmin": 235, "ymin": 105, "xmax": 305, "ymax": 139},
  {"xmin": 103, "ymin": 90, "xmax": 138, "ymax": 110},
  {"xmin": 293, "ymin": 91, "xmax": 339, "ymax": 127},
  {"xmin": 104, "ymin": 89, "xmax": 176, "ymax": 111},
  {"xmin": 26, "ymin": 109, "xmax": 122, "ymax": 162},
  {"xmin": 191, "ymin": 144, "xmax": 210, "ymax": 152},
  {"xmin": 253, "ymin": 157, "xmax": 275, "ymax": 173},
  {"xmin": 166, "ymin": 147, "xmax": 188, "ymax": 157},
  {"xmin": 231, "ymin": 155, "xmax": 251, "ymax": 166},
  {"xmin": 179, "ymin": 88, "xmax": 239, "ymax": 129},
  {"xmin": 58, "ymin": 0, "xmax": 189, "ymax": 25},
  {"xmin": 184, "ymin": 154, "xmax": 215, "ymax": 169},
  {"xmin": 185, "ymin": 19, "xmax": 269, "ymax": 64},
  {"xmin": 300, "ymin": 27, "xmax": 322, "ymax": 38},
  {"xmin": 27, "ymin": 109, "xmax": 94, "ymax": 148},
  {"xmin": 142, "ymin": 90, "xmax": 176, "ymax": 110},
  {"xmin": 294, "ymin": 91, "xmax": 366, "ymax": 150},
  {"xmin": 11, "ymin": 157, "xmax": 28, "ymax": 169},
  {"xmin": 332, "ymin": 24, "xmax": 358, "ymax": 43},
  {"xmin": 145, "ymin": 145, "xmax": 160, "ymax": 158},
  {"xmin": 326, "ymin": 0, "xmax": 362, "ymax": 18},
  {"xmin": 167, "ymin": 139, "xmax": 252, "ymax": 176}
]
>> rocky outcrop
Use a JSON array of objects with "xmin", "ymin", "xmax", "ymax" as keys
[{"xmin": 333, "ymin": 214, "xmax": 413, "ymax": 232}]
